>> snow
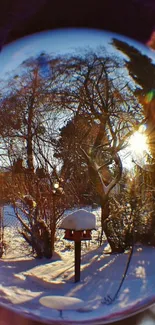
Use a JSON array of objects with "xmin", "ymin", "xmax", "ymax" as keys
[
  {"xmin": 60, "ymin": 209, "xmax": 96, "ymax": 230},
  {"xmin": 40, "ymin": 296, "xmax": 84, "ymax": 310},
  {"xmin": 1, "ymin": 206, "xmax": 155, "ymax": 323}
]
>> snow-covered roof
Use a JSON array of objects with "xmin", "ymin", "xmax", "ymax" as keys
[{"xmin": 60, "ymin": 209, "xmax": 96, "ymax": 230}]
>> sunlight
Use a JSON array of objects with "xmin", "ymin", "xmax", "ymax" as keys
[{"xmin": 129, "ymin": 130, "xmax": 149, "ymax": 155}]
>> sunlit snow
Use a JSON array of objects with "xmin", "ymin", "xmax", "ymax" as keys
[
  {"xmin": 60, "ymin": 209, "xmax": 96, "ymax": 230},
  {"xmin": 0, "ymin": 206, "xmax": 155, "ymax": 323}
]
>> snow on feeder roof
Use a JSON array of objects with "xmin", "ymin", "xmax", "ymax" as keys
[{"xmin": 60, "ymin": 209, "xmax": 96, "ymax": 230}]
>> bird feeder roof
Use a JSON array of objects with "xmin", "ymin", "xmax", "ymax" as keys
[{"xmin": 59, "ymin": 209, "xmax": 96, "ymax": 230}]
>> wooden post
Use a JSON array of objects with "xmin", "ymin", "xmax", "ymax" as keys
[{"xmin": 74, "ymin": 241, "xmax": 81, "ymax": 282}]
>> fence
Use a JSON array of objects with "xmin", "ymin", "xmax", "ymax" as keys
[
  {"xmin": 3, "ymin": 205, "xmax": 21, "ymax": 228},
  {"xmin": 2, "ymin": 205, "xmax": 30, "ymax": 258}
]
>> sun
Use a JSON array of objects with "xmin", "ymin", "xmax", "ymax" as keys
[{"xmin": 129, "ymin": 131, "xmax": 149, "ymax": 155}]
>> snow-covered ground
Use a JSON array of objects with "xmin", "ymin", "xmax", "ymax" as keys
[
  {"xmin": 3, "ymin": 205, "xmax": 104, "ymax": 255},
  {"xmin": 1, "ymin": 206, "xmax": 155, "ymax": 324}
]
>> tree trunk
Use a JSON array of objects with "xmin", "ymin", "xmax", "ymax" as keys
[
  {"xmin": 103, "ymin": 219, "xmax": 124, "ymax": 253},
  {"xmin": 27, "ymin": 134, "xmax": 34, "ymax": 173},
  {"xmin": 101, "ymin": 201, "xmax": 124, "ymax": 253},
  {"xmin": 27, "ymin": 112, "xmax": 34, "ymax": 173},
  {"xmin": 100, "ymin": 200, "xmax": 110, "ymax": 245}
]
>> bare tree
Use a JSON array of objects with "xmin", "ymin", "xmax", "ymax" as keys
[
  {"xmin": 0, "ymin": 49, "xmax": 145, "ymax": 254},
  {"xmin": 52, "ymin": 50, "xmax": 144, "ymax": 252},
  {"xmin": 0, "ymin": 57, "xmax": 74, "ymax": 258}
]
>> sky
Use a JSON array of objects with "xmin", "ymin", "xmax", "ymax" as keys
[
  {"xmin": 0, "ymin": 28, "xmax": 154, "ymax": 170},
  {"xmin": 0, "ymin": 28, "xmax": 155, "ymax": 80}
]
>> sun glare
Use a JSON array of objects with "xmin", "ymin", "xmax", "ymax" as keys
[{"xmin": 129, "ymin": 131, "xmax": 149, "ymax": 155}]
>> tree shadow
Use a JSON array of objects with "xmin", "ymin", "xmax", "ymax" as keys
[
  {"xmin": 0, "ymin": 243, "xmax": 154, "ymax": 324},
  {"xmin": 57, "ymin": 243, "xmax": 155, "ymax": 311},
  {"xmin": 0, "ymin": 251, "xmax": 62, "ymax": 289}
]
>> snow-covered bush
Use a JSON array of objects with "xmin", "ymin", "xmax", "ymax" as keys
[{"xmin": 2, "ymin": 171, "xmax": 76, "ymax": 258}]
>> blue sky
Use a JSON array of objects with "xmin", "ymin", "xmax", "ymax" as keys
[{"xmin": 0, "ymin": 28, "xmax": 154, "ymax": 80}]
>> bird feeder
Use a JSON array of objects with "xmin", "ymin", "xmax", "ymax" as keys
[
  {"xmin": 60, "ymin": 209, "xmax": 96, "ymax": 282},
  {"xmin": 64, "ymin": 229, "xmax": 92, "ymax": 241}
]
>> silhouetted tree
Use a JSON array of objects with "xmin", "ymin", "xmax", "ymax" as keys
[{"xmin": 113, "ymin": 38, "xmax": 155, "ymax": 204}]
